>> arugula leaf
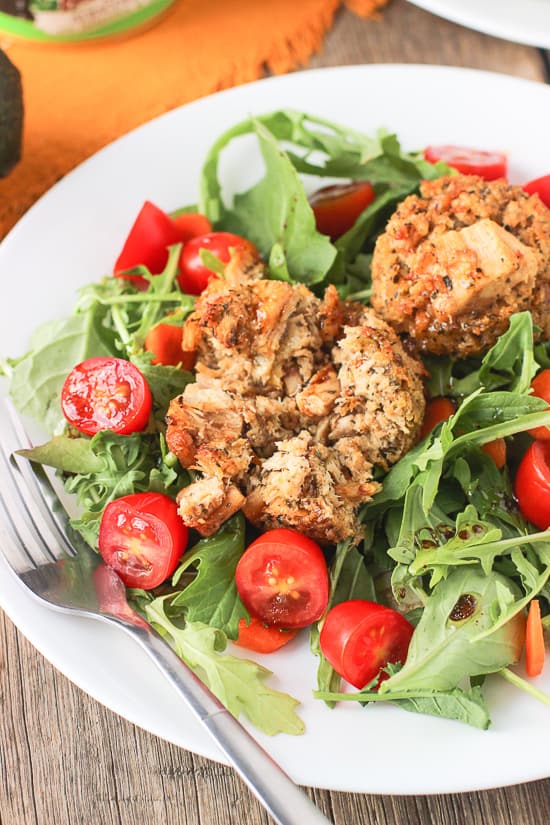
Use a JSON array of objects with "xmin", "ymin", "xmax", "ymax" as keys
[
  {"xmin": 203, "ymin": 117, "xmax": 337, "ymax": 285},
  {"xmin": 17, "ymin": 434, "xmax": 105, "ymax": 475},
  {"xmin": 380, "ymin": 567, "xmax": 526, "ymax": 694},
  {"xmin": 145, "ymin": 597, "xmax": 304, "ymax": 736},
  {"xmin": 130, "ymin": 355, "xmax": 194, "ymax": 415},
  {"xmin": 198, "ymin": 110, "xmax": 451, "ymax": 292},
  {"xmin": 313, "ymin": 683, "xmax": 491, "ymax": 730},
  {"xmin": 171, "ymin": 514, "xmax": 248, "ymax": 640},
  {"xmin": 425, "ymin": 312, "xmax": 539, "ymax": 400}
]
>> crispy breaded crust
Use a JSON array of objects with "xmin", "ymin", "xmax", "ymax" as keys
[
  {"xmin": 168, "ymin": 264, "xmax": 425, "ymax": 542},
  {"xmin": 371, "ymin": 175, "xmax": 550, "ymax": 357}
]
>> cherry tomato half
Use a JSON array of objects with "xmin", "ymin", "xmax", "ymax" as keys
[
  {"xmin": 528, "ymin": 370, "xmax": 550, "ymax": 441},
  {"xmin": 424, "ymin": 145, "xmax": 507, "ymax": 181},
  {"xmin": 514, "ymin": 440, "xmax": 550, "ymax": 529},
  {"xmin": 178, "ymin": 231, "xmax": 259, "ymax": 295},
  {"xmin": 524, "ymin": 174, "xmax": 550, "ymax": 209},
  {"xmin": 61, "ymin": 357, "xmax": 152, "ymax": 436},
  {"xmin": 234, "ymin": 616, "xmax": 298, "ymax": 653},
  {"xmin": 235, "ymin": 529, "xmax": 329, "ymax": 629},
  {"xmin": 308, "ymin": 181, "xmax": 376, "ymax": 241},
  {"xmin": 320, "ymin": 599, "xmax": 414, "ymax": 690},
  {"xmin": 114, "ymin": 202, "xmax": 211, "ymax": 289},
  {"xmin": 98, "ymin": 492, "xmax": 188, "ymax": 589}
]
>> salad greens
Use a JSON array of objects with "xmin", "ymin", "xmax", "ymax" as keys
[{"xmin": 2, "ymin": 109, "xmax": 549, "ymax": 736}]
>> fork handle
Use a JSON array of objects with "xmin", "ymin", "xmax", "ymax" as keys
[{"xmin": 123, "ymin": 623, "xmax": 333, "ymax": 825}]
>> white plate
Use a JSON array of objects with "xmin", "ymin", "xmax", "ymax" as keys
[
  {"xmin": 408, "ymin": 0, "xmax": 550, "ymax": 48},
  {"xmin": 1, "ymin": 65, "xmax": 550, "ymax": 795}
]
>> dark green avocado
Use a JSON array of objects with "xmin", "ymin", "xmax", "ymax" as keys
[{"xmin": 0, "ymin": 49, "xmax": 23, "ymax": 177}]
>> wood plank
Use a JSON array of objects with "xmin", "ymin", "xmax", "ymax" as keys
[{"xmin": 309, "ymin": 1, "xmax": 547, "ymax": 81}]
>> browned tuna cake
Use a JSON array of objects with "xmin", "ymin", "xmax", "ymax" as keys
[
  {"xmin": 166, "ymin": 253, "xmax": 425, "ymax": 545},
  {"xmin": 370, "ymin": 174, "xmax": 550, "ymax": 358}
]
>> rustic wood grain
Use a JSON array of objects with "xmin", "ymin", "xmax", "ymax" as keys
[
  {"xmin": 1, "ymin": 3, "xmax": 549, "ymax": 825},
  {"xmin": 309, "ymin": 0, "xmax": 548, "ymax": 81}
]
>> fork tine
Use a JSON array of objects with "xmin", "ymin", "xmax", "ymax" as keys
[
  {"xmin": 0, "ymin": 487, "xmax": 45, "ymax": 575},
  {"xmin": 5, "ymin": 400, "xmax": 78, "ymax": 558},
  {"xmin": 0, "ymin": 402, "xmax": 74, "ymax": 568},
  {"xmin": 0, "ymin": 441, "xmax": 54, "ymax": 571}
]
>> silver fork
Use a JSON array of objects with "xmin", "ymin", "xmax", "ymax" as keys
[{"xmin": 0, "ymin": 400, "xmax": 333, "ymax": 825}]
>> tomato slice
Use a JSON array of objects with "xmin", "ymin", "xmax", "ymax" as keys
[
  {"xmin": 514, "ymin": 440, "xmax": 550, "ymax": 529},
  {"xmin": 524, "ymin": 174, "xmax": 550, "ymax": 209},
  {"xmin": 114, "ymin": 201, "xmax": 185, "ymax": 288},
  {"xmin": 423, "ymin": 145, "xmax": 507, "ymax": 181},
  {"xmin": 234, "ymin": 616, "xmax": 298, "ymax": 653},
  {"xmin": 235, "ymin": 529, "xmax": 329, "ymax": 629},
  {"xmin": 98, "ymin": 492, "xmax": 188, "ymax": 589},
  {"xmin": 178, "ymin": 231, "xmax": 260, "ymax": 295},
  {"xmin": 320, "ymin": 599, "xmax": 414, "ymax": 690},
  {"xmin": 528, "ymin": 370, "xmax": 550, "ymax": 441},
  {"xmin": 308, "ymin": 181, "xmax": 376, "ymax": 241},
  {"xmin": 61, "ymin": 356, "xmax": 152, "ymax": 436}
]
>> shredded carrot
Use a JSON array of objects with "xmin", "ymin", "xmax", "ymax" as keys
[
  {"xmin": 420, "ymin": 397, "xmax": 455, "ymax": 440},
  {"xmin": 481, "ymin": 437, "xmax": 507, "ymax": 469},
  {"xmin": 525, "ymin": 599, "xmax": 546, "ymax": 678}
]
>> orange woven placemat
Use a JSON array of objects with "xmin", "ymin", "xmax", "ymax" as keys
[{"xmin": 0, "ymin": 0, "xmax": 387, "ymax": 238}]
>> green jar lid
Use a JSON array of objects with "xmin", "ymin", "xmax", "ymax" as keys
[{"xmin": 0, "ymin": 0, "xmax": 175, "ymax": 43}]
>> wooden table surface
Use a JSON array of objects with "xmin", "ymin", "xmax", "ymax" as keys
[{"xmin": 2, "ymin": 2, "xmax": 550, "ymax": 824}]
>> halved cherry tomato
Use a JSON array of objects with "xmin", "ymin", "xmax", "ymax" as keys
[
  {"xmin": 524, "ymin": 174, "xmax": 550, "ymax": 209},
  {"xmin": 178, "ymin": 231, "xmax": 260, "ymax": 295},
  {"xmin": 234, "ymin": 616, "xmax": 298, "ymax": 653},
  {"xmin": 420, "ymin": 397, "xmax": 455, "ymax": 439},
  {"xmin": 98, "ymin": 492, "xmax": 188, "ymax": 589},
  {"xmin": 481, "ymin": 437, "xmax": 507, "ymax": 469},
  {"xmin": 424, "ymin": 145, "xmax": 507, "ymax": 181},
  {"xmin": 308, "ymin": 181, "xmax": 376, "ymax": 241},
  {"xmin": 528, "ymin": 370, "xmax": 550, "ymax": 441},
  {"xmin": 61, "ymin": 356, "xmax": 152, "ymax": 436},
  {"xmin": 320, "ymin": 599, "xmax": 414, "ymax": 690},
  {"xmin": 144, "ymin": 323, "xmax": 186, "ymax": 367},
  {"xmin": 514, "ymin": 440, "xmax": 550, "ymax": 529},
  {"xmin": 172, "ymin": 211, "xmax": 212, "ymax": 239},
  {"xmin": 235, "ymin": 528, "xmax": 329, "ymax": 629}
]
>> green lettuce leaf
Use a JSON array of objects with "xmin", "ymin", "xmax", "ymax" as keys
[
  {"xmin": 171, "ymin": 514, "xmax": 248, "ymax": 640},
  {"xmin": 380, "ymin": 567, "xmax": 526, "ymax": 694},
  {"xmin": 145, "ymin": 597, "xmax": 304, "ymax": 736}
]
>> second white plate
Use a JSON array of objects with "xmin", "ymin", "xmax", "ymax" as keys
[{"xmin": 408, "ymin": 0, "xmax": 550, "ymax": 48}]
